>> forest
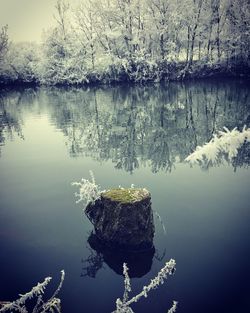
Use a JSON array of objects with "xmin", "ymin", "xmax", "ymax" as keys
[{"xmin": 0, "ymin": 0, "xmax": 250, "ymax": 85}]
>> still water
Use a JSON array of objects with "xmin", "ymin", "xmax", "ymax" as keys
[{"xmin": 0, "ymin": 80, "xmax": 250, "ymax": 313}]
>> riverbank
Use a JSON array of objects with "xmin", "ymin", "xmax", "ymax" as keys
[{"xmin": 0, "ymin": 58, "xmax": 249, "ymax": 88}]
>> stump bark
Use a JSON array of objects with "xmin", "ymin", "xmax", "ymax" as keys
[{"xmin": 85, "ymin": 188, "xmax": 154, "ymax": 250}]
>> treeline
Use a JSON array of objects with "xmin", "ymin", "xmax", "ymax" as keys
[{"xmin": 0, "ymin": 0, "xmax": 250, "ymax": 85}]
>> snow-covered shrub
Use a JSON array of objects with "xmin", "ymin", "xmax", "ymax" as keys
[
  {"xmin": 113, "ymin": 259, "xmax": 177, "ymax": 313},
  {"xmin": 103, "ymin": 57, "xmax": 130, "ymax": 83},
  {"xmin": 0, "ymin": 42, "xmax": 40, "ymax": 84},
  {"xmin": 0, "ymin": 270, "xmax": 65, "ymax": 313},
  {"xmin": 185, "ymin": 126, "xmax": 250, "ymax": 167},
  {"xmin": 72, "ymin": 170, "xmax": 102, "ymax": 208}
]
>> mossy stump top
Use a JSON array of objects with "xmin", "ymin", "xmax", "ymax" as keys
[
  {"xmin": 85, "ymin": 188, "xmax": 154, "ymax": 250},
  {"xmin": 101, "ymin": 188, "xmax": 150, "ymax": 203}
]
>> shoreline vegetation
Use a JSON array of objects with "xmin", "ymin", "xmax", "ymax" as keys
[
  {"xmin": 0, "ymin": 0, "xmax": 250, "ymax": 87},
  {"xmin": 0, "ymin": 60, "xmax": 249, "ymax": 88}
]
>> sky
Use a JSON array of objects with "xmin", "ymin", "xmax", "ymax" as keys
[{"xmin": 0, "ymin": 0, "xmax": 78, "ymax": 42}]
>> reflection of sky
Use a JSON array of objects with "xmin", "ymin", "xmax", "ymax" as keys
[{"xmin": 0, "ymin": 0, "xmax": 78, "ymax": 42}]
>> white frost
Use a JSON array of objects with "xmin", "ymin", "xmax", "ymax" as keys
[{"xmin": 185, "ymin": 126, "xmax": 250, "ymax": 167}]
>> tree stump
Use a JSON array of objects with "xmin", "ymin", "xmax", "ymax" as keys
[{"xmin": 85, "ymin": 188, "xmax": 154, "ymax": 250}]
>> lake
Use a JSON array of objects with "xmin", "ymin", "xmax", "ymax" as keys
[{"xmin": 0, "ymin": 79, "xmax": 250, "ymax": 313}]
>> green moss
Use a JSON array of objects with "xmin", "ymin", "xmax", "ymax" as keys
[{"xmin": 102, "ymin": 188, "xmax": 149, "ymax": 203}]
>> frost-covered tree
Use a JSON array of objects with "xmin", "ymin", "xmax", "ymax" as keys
[
  {"xmin": 74, "ymin": 0, "xmax": 101, "ymax": 71},
  {"xmin": 0, "ymin": 25, "xmax": 8, "ymax": 62},
  {"xmin": 41, "ymin": 0, "xmax": 71, "ymax": 83},
  {"xmin": 1, "ymin": 0, "xmax": 250, "ymax": 84},
  {"xmin": 41, "ymin": 0, "xmax": 88, "ymax": 84},
  {"xmin": 225, "ymin": 0, "xmax": 250, "ymax": 62},
  {"xmin": 7, "ymin": 42, "xmax": 40, "ymax": 83},
  {"xmin": 147, "ymin": 0, "xmax": 172, "ymax": 60},
  {"xmin": 0, "ymin": 25, "xmax": 9, "ymax": 83}
]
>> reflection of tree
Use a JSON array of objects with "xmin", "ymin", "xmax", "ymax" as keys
[
  {"xmin": 42, "ymin": 81, "xmax": 250, "ymax": 172},
  {"xmin": 115, "ymin": 91, "xmax": 139, "ymax": 173},
  {"xmin": 0, "ymin": 90, "xmax": 25, "ymax": 155},
  {"xmin": 1, "ymin": 81, "xmax": 249, "ymax": 171},
  {"xmin": 148, "ymin": 128, "xmax": 173, "ymax": 173},
  {"xmin": 232, "ymin": 142, "xmax": 250, "ymax": 171}
]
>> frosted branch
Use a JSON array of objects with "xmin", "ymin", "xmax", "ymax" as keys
[
  {"xmin": 72, "ymin": 170, "xmax": 102, "ymax": 207},
  {"xmin": 122, "ymin": 263, "xmax": 131, "ymax": 303},
  {"xmin": 185, "ymin": 126, "xmax": 250, "ymax": 167},
  {"xmin": 167, "ymin": 301, "xmax": 178, "ymax": 313},
  {"xmin": 113, "ymin": 259, "xmax": 176, "ymax": 313},
  {"xmin": 0, "ymin": 271, "xmax": 65, "ymax": 313}
]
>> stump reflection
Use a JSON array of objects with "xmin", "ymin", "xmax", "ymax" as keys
[{"xmin": 81, "ymin": 232, "xmax": 155, "ymax": 278}]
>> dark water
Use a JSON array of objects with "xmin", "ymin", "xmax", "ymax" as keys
[{"xmin": 0, "ymin": 80, "xmax": 250, "ymax": 313}]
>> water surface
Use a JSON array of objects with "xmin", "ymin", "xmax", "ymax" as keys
[{"xmin": 0, "ymin": 80, "xmax": 250, "ymax": 313}]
